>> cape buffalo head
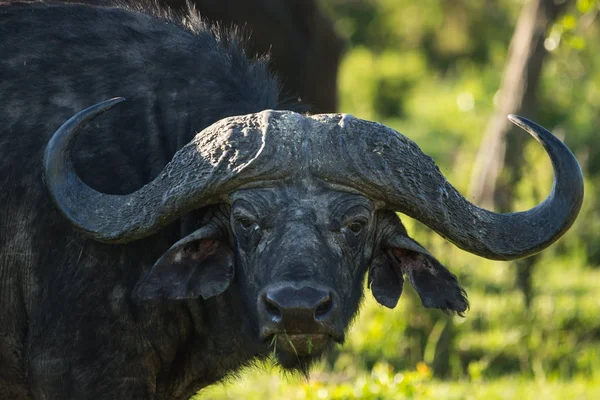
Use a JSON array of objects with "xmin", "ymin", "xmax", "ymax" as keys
[{"xmin": 43, "ymin": 98, "xmax": 584, "ymax": 370}]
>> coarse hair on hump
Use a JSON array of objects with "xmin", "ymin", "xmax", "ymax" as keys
[
  {"xmin": 4, "ymin": 0, "xmax": 307, "ymax": 110},
  {"xmin": 5, "ymin": 0, "xmax": 264, "ymax": 55},
  {"xmin": 118, "ymin": 0, "xmax": 256, "ymax": 53}
]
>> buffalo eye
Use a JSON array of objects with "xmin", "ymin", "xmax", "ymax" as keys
[
  {"xmin": 233, "ymin": 215, "xmax": 262, "ymax": 248},
  {"xmin": 343, "ymin": 217, "xmax": 368, "ymax": 236},
  {"xmin": 348, "ymin": 220, "xmax": 366, "ymax": 234},
  {"xmin": 237, "ymin": 216, "xmax": 256, "ymax": 230}
]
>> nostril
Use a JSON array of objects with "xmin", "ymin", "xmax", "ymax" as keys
[
  {"xmin": 315, "ymin": 297, "xmax": 333, "ymax": 319},
  {"xmin": 264, "ymin": 296, "xmax": 282, "ymax": 320}
]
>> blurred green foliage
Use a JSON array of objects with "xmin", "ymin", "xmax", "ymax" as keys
[{"xmin": 197, "ymin": 0, "xmax": 600, "ymax": 398}]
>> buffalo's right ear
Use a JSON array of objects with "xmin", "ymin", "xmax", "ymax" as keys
[{"xmin": 133, "ymin": 225, "xmax": 234, "ymax": 301}]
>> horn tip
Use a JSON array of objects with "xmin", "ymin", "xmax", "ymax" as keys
[
  {"xmin": 507, "ymin": 114, "xmax": 524, "ymax": 125},
  {"xmin": 507, "ymin": 114, "xmax": 540, "ymax": 139},
  {"xmin": 107, "ymin": 96, "xmax": 126, "ymax": 104},
  {"xmin": 90, "ymin": 97, "xmax": 126, "ymax": 115}
]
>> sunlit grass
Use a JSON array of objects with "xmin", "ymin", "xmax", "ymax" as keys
[{"xmin": 197, "ymin": 364, "xmax": 600, "ymax": 399}]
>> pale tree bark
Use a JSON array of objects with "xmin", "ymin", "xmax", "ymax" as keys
[
  {"xmin": 469, "ymin": 0, "xmax": 571, "ymax": 210},
  {"xmin": 468, "ymin": 0, "xmax": 571, "ymax": 310}
]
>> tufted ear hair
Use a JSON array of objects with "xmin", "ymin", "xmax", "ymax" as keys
[
  {"xmin": 133, "ymin": 223, "xmax": 234, "ymax": 302},
  {"xmin": 369, "ymin": 212, "xmax": 468, "ymax": 314}
]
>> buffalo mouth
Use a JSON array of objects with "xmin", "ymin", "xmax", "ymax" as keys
[
  {"xmin": 272, "ymin": 333, "xmax": 328, "ymax": 356},
  {"xmin": 264, "ymin": 331, "xmax": 343, "ymax": 371}
]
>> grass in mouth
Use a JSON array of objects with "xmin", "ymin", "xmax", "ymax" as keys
[
  {"xmin": 284, "ymin": 331, "xmax": 299, "ymax": 358},
  {"xmin": 270, "ymin": 334, "xmax": 278, "ymax": 359},
  {"xmin": 270, "ymin": 332, "xmax": 307, "ymax": 360}
]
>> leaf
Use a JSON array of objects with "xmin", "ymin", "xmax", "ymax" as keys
[{"xmin": 577, "ymin": 0, "xmax": 596, "ymax": 14}]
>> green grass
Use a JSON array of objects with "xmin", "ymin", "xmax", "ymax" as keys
[{"xmin": 197, "ymin": 366, "xmax": 600, "ymax": 399}]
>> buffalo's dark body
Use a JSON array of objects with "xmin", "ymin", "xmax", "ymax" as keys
[{"xmin": 0, "ymin": 3, "xmax": 289, "ymax": 399}]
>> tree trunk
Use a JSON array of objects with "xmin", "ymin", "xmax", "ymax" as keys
[
  {"xmin": 468, "ymin": 0, "xmax": 571, "ymax": 309},
  {"xmin": 468, "ymin": 0, "xmax": 570, "ymax": 210}
]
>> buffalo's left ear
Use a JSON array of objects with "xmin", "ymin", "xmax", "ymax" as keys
[
  {"xmin": 133, "ymin": 225, "xmax": 234, "ymax": 301},
  {"xmin": 370, "ymin": 234, "xmax": 468, "ymax": 314}
]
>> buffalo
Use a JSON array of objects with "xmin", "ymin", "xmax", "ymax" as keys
[{"xmin": 0, "ymin": 2, "xmax": 584, "ymax": 400}]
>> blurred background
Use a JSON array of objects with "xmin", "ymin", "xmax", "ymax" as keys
[{"xmin": 196, "ymin": 0, "xmax": 600, "ymax": 398}]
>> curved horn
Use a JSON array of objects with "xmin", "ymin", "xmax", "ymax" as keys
[
  {"xmin": 46, "ymin": 102, "xmax": 584, "ymax": 257},
  {"xmin": 308, "ymin": 114, "xmax": 584, "ymax": 260},
  {"xmin": 44, "ymin": 99, "xmax": 294, "ymax": 243}
]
